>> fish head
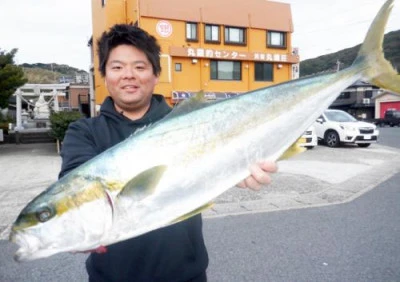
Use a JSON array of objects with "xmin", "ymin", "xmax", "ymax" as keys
[{"xmin": 9, "ymin": 174, "xmax": 113, "ymax": 262}]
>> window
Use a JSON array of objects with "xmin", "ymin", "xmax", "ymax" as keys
[
  {"xmin": 175, "ymin": 63, "xmax": 182, "ymax": 72},
  {"xmin": 267, "ymin": 31, "xmax": 286, "ymax": 48},
  {"xmin": 338, "ymin": 92, "xmax": 351, "ymax": 99},
  {"xmin": 255, "ymin": 63, "xmax": 273, "ymax": 81},
  {"xmin": 210, "ymin": 60, "xmax": 241, "ymax": 80},
  {"xmin": 365, "ymin": 90, "xmax": 373, "ymax": 98},
  {"xmin": 224, "ymin": 27, "xmax": 246, "ymax": 45},
  {"xmin": 186, "ymin": 23, "xmax": 198, "ymax": 41},
  {"xmin": 101, "ymin": 0, "xmax": 106, "ymax": 6},
  {"xmin": 205, "ymin": 24, "xmax": 220, "ymax": 43}
]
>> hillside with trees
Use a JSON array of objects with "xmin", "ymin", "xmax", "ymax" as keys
[
  {"xmin": 20, "ymin": 63, "xmax": 89, "ymax": 84},
  {"xmin": 300, "ymin": 29, "xmax": 400, "ymax": 77}
]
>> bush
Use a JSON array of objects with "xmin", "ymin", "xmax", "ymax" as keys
[
  {"xmin": 0, "ymin": 113, "xmax": 14, "ymax": 134},
  {"xmin": 49, "ymin": 111, "xmax": 83, "ymax": 141}
]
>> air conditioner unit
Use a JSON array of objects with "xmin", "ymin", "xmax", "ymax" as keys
[{"xmin": 362, "ymin": 98, "xmax": 370, "ymax": 104}]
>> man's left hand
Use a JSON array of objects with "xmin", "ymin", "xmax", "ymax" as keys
[{"xmin": 236, "ymin": 161, "xmax": 278, "ymax": 191}]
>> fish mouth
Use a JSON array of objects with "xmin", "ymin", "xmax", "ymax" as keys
[
  {"xmin": 14, "ymin": 247, "xmax": 33, "ymax": 262},
  {"xmin": 10, "ymin": 231, "xmax": 40, "ymax": 262}
]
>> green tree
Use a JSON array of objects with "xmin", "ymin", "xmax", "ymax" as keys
[
  {"xmin": 49, "ymin": 111, "xmax": 83, "ymax": 142},
  {"xmin": 0, "ymin": 48, "xmax": 28, "ymax": 108}
]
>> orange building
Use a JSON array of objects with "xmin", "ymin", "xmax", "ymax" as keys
[{"xmin": 90, "ymin": 0, "xmax": 299, "ymax": 106}]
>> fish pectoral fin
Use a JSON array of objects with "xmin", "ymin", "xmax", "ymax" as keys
[
  {"xmin": 278, "ymin": 137, "xmax": 307, "ymax": 161},
  {"xmin": 117, "ymin": 165, "xmax": 167, "ymax": 201},
  {"xmin": 171, "ymin": 202, "xmax": 214, "ymax": 224}
]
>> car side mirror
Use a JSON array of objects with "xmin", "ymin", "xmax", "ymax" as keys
[{"xmin": 316, "ymin": 118, "xmax": 323, "ymax": 123}]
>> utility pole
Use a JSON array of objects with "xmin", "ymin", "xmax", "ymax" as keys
[{"xmin": 336, "ymin": 60, "xmax": 341, "ymax": 72}]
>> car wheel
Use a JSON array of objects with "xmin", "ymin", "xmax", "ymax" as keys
[
  {"xmin": 357, "ymin": 143, "xmax": 371, "ymax": 148},
  {"xmin": 324, "ymin": 131, "xmax": 340, "ymax": 147}
]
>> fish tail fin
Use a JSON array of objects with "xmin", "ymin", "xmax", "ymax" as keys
[{"xmin": 353, "ymin": 0, "xmax": 400, "ymax": 93}]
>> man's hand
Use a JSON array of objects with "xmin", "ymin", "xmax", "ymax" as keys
[
  {"xmin": 236, "ymin": 161, "xmax": 278, "ymax": 191},
  {"xmin": 72, "ymin": 245, "xmax": 108, "ymax": 254}
]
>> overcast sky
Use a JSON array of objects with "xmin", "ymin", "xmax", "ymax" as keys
[{"xmin": 0, "ymin": 0, "xmax": 399, "ymax": 71}]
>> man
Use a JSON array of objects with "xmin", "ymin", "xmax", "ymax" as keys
[{"xmin": 60, "ymin": 24, "xmax": 277, "ymax": 282}]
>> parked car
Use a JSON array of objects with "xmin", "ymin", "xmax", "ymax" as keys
[
  {"xmin": 314, "ymin": 109, "xmax": 379, "ymax": 148},
  {"xmin": 300, "ymin": 125, "xmax": 317, "ymax": 149},
  {"xmin": 371, "ymin": 108, "xmax": 400, "ymax": 127}
]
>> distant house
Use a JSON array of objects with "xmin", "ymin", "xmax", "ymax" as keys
[
  {"xmin": 58, "ymin": 83, "xmax": 90, "ymax": 117},
  {"xmin": 329, "ymin": 80, "xmax": 383, "ymax": 119}
]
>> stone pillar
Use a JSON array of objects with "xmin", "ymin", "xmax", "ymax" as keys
[
  {"xmin": 53, "ymin": 89, "xmax": 59, "ymax": 112},
  {"xmin": 15, "ymin": 89, "xmax": 24, "ymax": 131}
]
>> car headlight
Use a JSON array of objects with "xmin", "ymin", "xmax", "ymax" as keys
[{"xmin": 339, "ymin": 124, "xmax": 356, "ymax": 131}]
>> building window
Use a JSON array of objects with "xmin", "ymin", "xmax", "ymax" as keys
[
  {"xmin": 101, "ymin": 0, "xmax": 106, "ymax": 6},
  {"xmin": 175, "ymin": 63, "xmax": 182, "ymax": 72},
  {"xmin": 365, "ymin": 90, "xmax": 373, "ymax": 98},
  {"xmin": 186, "ymin": 22, "xmax": 198, "ymax": 41},
  {"xmin": 338, "ymin": 92, "xmax": 351, "ymax": 99},
  {"xmin": 224, "ymin": 26, "xmax": 246, "ymax": 45},
  {"xmin": 205, "ymin": 24, "xmax": 220, "ymax": 43},
  {"xmin": 255, "ymin": 63, "xmax": 273, "ymax": 81},
  {"xmin": 267, "ymin": 31, "xmax": 286, "ymax": 48},
  {"xmin": 210, "ymin": 60, "xmax": 241, "ymax": 80}
]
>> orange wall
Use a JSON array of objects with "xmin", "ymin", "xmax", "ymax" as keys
[
  {"xmin": 91, "ymin": 0, "xmax": 298, "ymax": 105},
  {"xmin": 91, "ymin": 0, "xmax": 128, "ymax": 104}
]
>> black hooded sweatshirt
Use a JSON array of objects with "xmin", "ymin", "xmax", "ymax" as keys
[{"xmin": 59, "ymin": 95, "xmax": 209, "ymax": 282}]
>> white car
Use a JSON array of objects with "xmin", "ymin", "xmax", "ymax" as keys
[
  {"xmin": 300, "ymin": 125, "xmax": 318, "ymax": 149},
  {"xmin": 314, "ymin": 109, "xmax": 379, "ymax": 148}
]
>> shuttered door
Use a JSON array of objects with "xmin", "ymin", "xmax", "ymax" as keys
[{"xmin": 380, "ymin": 101, "xmax": 400, "ymax": 118}]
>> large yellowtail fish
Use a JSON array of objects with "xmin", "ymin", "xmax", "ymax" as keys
[{"xmin": 10, "ymin": 0, "xmax": 400, "ymax": 261}]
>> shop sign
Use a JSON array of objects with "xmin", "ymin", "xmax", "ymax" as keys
[
  {"xmin": 170, "ymin": 46, "xmax": 299, "ymax": 63},
  {"xmin": 156, "ymin": 20, "xmax": 173, "ymax": 38}
]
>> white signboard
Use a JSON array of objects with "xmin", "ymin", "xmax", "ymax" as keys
[{"xmin": 156, "ymin": 20, "xmax": 173, "ymax": 38}]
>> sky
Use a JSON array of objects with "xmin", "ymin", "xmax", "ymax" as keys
[{"xmin": 0, "ymin": 0, "xmax": 399, "ymax": 71}]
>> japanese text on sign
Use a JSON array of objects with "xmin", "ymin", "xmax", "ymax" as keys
[{"xmin": 187, "ymin": 47, "xmax": 288, "ymax": 62}]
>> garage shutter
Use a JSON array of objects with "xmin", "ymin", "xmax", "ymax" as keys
[{"xmin": 380, "ymin": 101, "xmax": 400, "ymax": 118}]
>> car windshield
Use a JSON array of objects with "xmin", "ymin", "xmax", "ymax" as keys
[
  {"xmin": 325, "ymin": 111, "xmax": 357, "ymax": 122},
  {"xmin": 392, "ymin": 111, "xmax": 400, "ymax": 118}
]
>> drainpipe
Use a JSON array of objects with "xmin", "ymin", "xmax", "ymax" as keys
[{"xmin": 89, "ymin": 66, "xmax": 96, "ymax": 117}]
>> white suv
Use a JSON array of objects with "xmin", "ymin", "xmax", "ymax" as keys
[
  {"xmin": 300, "ymin": 125, "xmax": 318, "ymax": 149},
  {"xmin": 314, "ymin": 109, "xmax": 379, "ymax": 148}
]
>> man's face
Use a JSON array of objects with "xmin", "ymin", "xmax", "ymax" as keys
[{"xmin": 105, "ymin": 44, "xmax": 159, "ymax": 118}]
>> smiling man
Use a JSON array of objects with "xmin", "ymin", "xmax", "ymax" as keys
[{"xmin": 59, "ymin": 24, "xmax": 277, "ymax": 282}]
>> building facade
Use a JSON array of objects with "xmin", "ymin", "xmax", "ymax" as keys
[
  {"xmin": 90, "ymin": 0, "xmax": 299, "ymax": 106},
  {"xmin": 329, "ymin": 80, "xmax": 400, "ymax": 119},
  {"xmin": 58, "ymin": 84, "xmax": 91, "ymax": 117},
  {"xmin": 330, "ymin": 81, "xmax": 381, "ymax": 119}
]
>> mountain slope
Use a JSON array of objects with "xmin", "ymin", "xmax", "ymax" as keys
[
  {"xmin": 20, "ymin": 63, "xmax": 88, "ymax": 84},
  {"xmin": 300, "ymin": 29, "xmax": 400, "ymax": 77}
]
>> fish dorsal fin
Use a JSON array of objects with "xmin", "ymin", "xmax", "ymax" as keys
[
  {"xmin": 166, "ymin": 90, "xmax": 209, "ymax": 119},
  {"xmin": 117, "ymin": 165, "xmax": 167, "ymax": 201},
  {"xmin": 278, "ymin": 137, "xmax": 307, "ymax": 161},
  {"xmin": 171, "ymin": 202, "xmax": 214, "ymax": 224}
]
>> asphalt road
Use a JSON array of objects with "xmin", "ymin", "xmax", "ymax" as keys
[
  {"xmin": 0, "ymin": 127, "xmax": 399, "ymax": 281},
  {"xmin": 205, "ymin": 127, "xmax": 400, "ymax": 282}
]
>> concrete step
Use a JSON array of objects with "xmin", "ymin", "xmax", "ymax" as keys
[{"xmin": 6, "ymin": 131, "xmax": 56, "ymax": 144}]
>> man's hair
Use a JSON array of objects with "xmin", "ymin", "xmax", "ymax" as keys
[{"xmin": 97, "ymin": 24, "xmax": 161, "ymax": 77}]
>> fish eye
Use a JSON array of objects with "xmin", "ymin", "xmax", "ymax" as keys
[{"xmin": 36, "ymin": 207, "xmax": 53, "ymax": 222}]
